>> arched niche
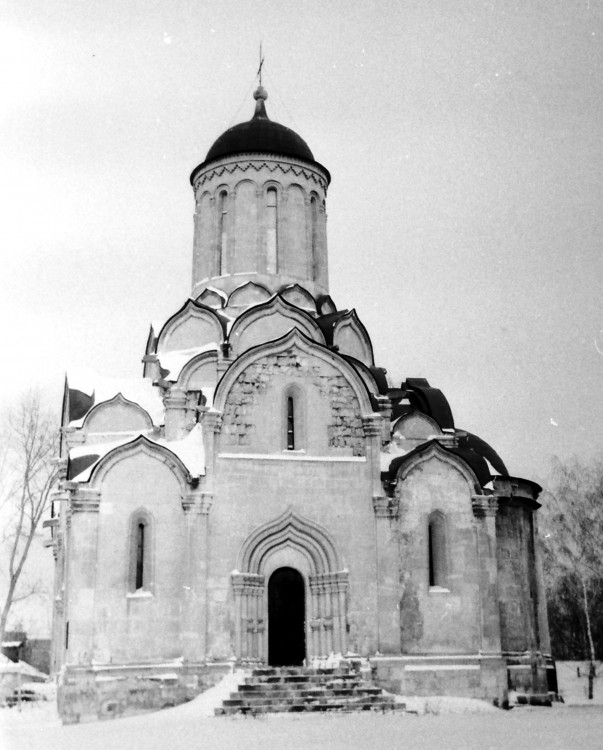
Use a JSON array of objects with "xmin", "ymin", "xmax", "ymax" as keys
[
  {"xmin": 282, "ymin": 184, "xmax": 307, "ymax": 279},
  {"xmin": 233, "ymin": 180, "xmax": 259, "ymax": 273}
]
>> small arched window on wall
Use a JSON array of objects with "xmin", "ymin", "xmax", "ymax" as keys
[
  {"xmin": 283, "ymin": 385, "xmax": 304, "ymax": 451},
  {"xmin": 428, "ymin": 511, "xmax": 448, "ymax": 589},
  {"xmin": 310, "ymin": 196, "xmax": 318, "ymax": 280},
  {"xmin": 128, "ymin": 510, "xmax": 153, "ymax": 593},
  {"xmin": 266, "ymin": 187, "xmax": 278, "ymax": 274},
  {"xmin": 217, "ymin": 190, "xmax": 228, "ymax": 275}
]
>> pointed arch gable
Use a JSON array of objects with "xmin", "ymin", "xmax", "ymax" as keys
[
  {"xmin": 393, "ymin": 441, "xmax": 484, "ymax": 495},
  {"xmin": 87, "ymin": 435, "xmax": 191, "ymax": 492},
  {"xmin": 214, "ymin": 328, "xmax": 374, "ymax": 416},
  {"xmin": 333, "ymin": 310, "xmax": 374, "ymax": 366},
  {"xmin": 237, "ymin": 508, "xmax": 342, "ymax": 576},
  {"xmin": 227, "ymin": 295, "xmax": 325, "ymax": 358},
  {"xmin": 82, "ymin": 393, "xmax": 154, "ymax": 435},
  {"xmin": 157, "ymin": 299, "xmax": 225, "ymax": 353}
]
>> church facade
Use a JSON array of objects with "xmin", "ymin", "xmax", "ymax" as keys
[{"xmin": 49, "ymin": 86, "xmax": 553, "ymax": 722}]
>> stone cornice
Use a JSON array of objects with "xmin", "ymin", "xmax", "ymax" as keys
[
  {"xmin": 70, "ymin": 489, "xmax": 101, "ymax": 513},
  {"xmin": 472, "ymin": 495, "xmax": 498, "ymax": 518},
  {"xmin": 181, "ymin": 492, "xmax": 213, "ymax": 515},
  {"xmin": 373, "ymin": 495, "xmax": 399, "ymax": 520},
  {"xmin": 362, "ymin": 414, "xmax": 382, "ymax": 437},
  {"xmin": 192, "ymin": 158, "xmax": 329, "ymax": 193}
]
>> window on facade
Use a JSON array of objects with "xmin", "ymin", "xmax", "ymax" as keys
[
  {"xmin": 135, "ymin": 522, "xmax": 145, "ymax": 589},
  {"xmin": 428, "ymin": 511, "xmax": 447, "ymax": 588},
  {"xmin": 283, "ymin": 386, "xmax": 304, "ymax": 451},
  {"xmin": 217, "ymin": 190, "xmax": 228, "ymax": 275},
  {"xmin": 287, "ymin": 396, "xmax": 295, "ymax": 450},
  {"xmin": 129, "ymin": 512, "xmax": 152, "ymax": 593},
  {"xmin": 310, "ymin": 196, "xmax": 318, "ymax": 280},
  {"xmin": 266, "ymin": 187, "xmax": 278, "ymax": 274}
]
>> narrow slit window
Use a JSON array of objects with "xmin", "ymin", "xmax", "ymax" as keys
[
  {"xmin": 217, "ymin": 190, "xmax": 228, "ymax": 275},
  {"xmin": 266, "ymin": 188, "xmax": 278, "ymax": 273},
  {"xmin": 287, "ymin": 396, "xmax": 295, "ymax": 450},
  {"xmin": 136, "ymin": 522, "xmax": 145, "ymax": 590},
  {"xmin": 310, "ymin": 196, "xmax": 318, "ymax": 279},
  {"xmin": 428, "ymin": 512, "xmax": 447, "ymax": 588}
]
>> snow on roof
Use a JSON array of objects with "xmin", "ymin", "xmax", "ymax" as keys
[
  {"xmin": 0, "ymin": 658, "xmax": 48, "ymax": 679},
  {"xmin": 156, "ymin": 344, "xmax": 218, "ymax": 381},
  {"xmin": 380, "ymin": 444, "xmax": 408, "ymax": 472},
  {"xmin": 1, "ymin": 641, "xmax": 24, "ymax": 648},
  {"xmin": 67, "ymin": 368, "xmax": 165, "ymax": 426},
  {"xmin": 156, "ymin": 423, "xmax": 205, "ymax": 478},
  {"xmin": 69, "ymin": 424, "xmax": 205, "ymax": 483}
]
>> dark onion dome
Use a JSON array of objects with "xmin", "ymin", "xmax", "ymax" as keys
[{"xmin": 190, "ymin": 86, "xmax": 330, "ymax": 184}]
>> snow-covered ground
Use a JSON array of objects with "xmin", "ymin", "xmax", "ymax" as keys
[{"xmin": 2, "ymin": 663, "xmax": 602, "ymax": 750}]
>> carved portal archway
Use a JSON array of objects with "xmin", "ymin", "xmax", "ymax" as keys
[{"xmin": 232, "ymin": 509, "xmax": 349, "ymax": 663}]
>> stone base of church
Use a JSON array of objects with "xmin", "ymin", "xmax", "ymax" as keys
[
  {"xmin": 370, "ymin": 654, "xmax": 509, "ymax": 706},
  {"xmin": 58, "ymin": 661, "xmax": 231, "ymax": 724},
  {"xmin": 370, "ymin": 652, "xmax": 555, "ymax": 707}
]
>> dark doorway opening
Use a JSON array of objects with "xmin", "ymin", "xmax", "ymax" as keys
[{"xmin": 268, "ymin": 567, "xmax": 306, "ymax": 666}]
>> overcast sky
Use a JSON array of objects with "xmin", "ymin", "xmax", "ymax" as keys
[{"xmin": 2, "ymin": 0, "xmax": 602, "ymax": 486}]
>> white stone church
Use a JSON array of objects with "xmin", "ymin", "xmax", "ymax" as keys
[{"xmin": 49, "ymin": 85, "xmax": 554, "ymax": 722}]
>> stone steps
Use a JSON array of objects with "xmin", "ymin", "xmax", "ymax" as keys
[{"xmin": 215, "ymin": 665, "xmax": 405, "ymax": 716}]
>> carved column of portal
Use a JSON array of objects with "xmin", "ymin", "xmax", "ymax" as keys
[
  {"xmin": 181, "ymin": 492, "xmax": 212, "ymax": 662},
  {"xmin": 65, "ymin": 489, "xmax": 101, "ymax": 666},
  {"xmin": 232, "ymin": 573, "xmax": 264, "ymax": 663},
  {"xmin": 309, "ymin": 571, "xmax": 349, "ymax": 658},
  {"xmin": 472, "ymin": 496, "xmax": 502, "ymax": 653}
]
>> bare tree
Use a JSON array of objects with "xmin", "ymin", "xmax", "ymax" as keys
[
  {"xmin": 541, "ymin": 455, "xmax": 603, "ymax": 699},
  {"xmin": 0, "ymin": 392, "xmax": 58, "ymax": 647}
]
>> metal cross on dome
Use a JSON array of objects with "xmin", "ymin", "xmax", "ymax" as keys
[{"xmin": 257, "ymin": 42, "xmax": 265, "ymax": 86}]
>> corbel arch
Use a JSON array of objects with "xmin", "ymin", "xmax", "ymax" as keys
[
  {"xmin": 214, "ymin": 328, "xmax": 374, "ymax": 418},
  {"xmin": 332, "ymin": 310, "xmax": 374, "ymax": 366},
  {"xmin": 227, "ymin": 295, "xmax": 325, "ymax": 358},
  {"xmin": 395, "ymin": 441, "xmax": 484, "ymax": 496},
  {"xmin": 176, "ymin": 350, "xmax": 219, "ymax": 393},
  {"xmin": 82, "ymin": 393, "xmax": 154, "ymax": 438},
  {"xmin": 87, "ymin": 435, "xmax": 191, "ymax": 493},
  {"xmin": 227, "ymin": 281, "xmax": 272, "ymax": 310},
  {"xmin": 156, "ymin": 299, "xmax": 225, "ymax": 353}
]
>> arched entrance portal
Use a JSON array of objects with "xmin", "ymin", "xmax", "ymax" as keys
[{"xmin": 268, "ymin": 567, "xmax": 305, "ymax": 666}]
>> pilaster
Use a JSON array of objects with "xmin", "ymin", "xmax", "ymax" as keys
[
  {"xmin": 181, "ymin": 491, "xmax": 213, "ymax": 662},
  {"xmin": 472, "ymin": 495, "xmax": 502, "ymax": 653},
  {"xmin": 163, "ymin": 388, "xmax": 188, "ymax": 441},
  {"xmin": 65, "ymin": 488, "xmax": 101, "ymax": 666},
  {"xmin": 373, "ymin": 495, "xmax": 400, "ymax": 654}
]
